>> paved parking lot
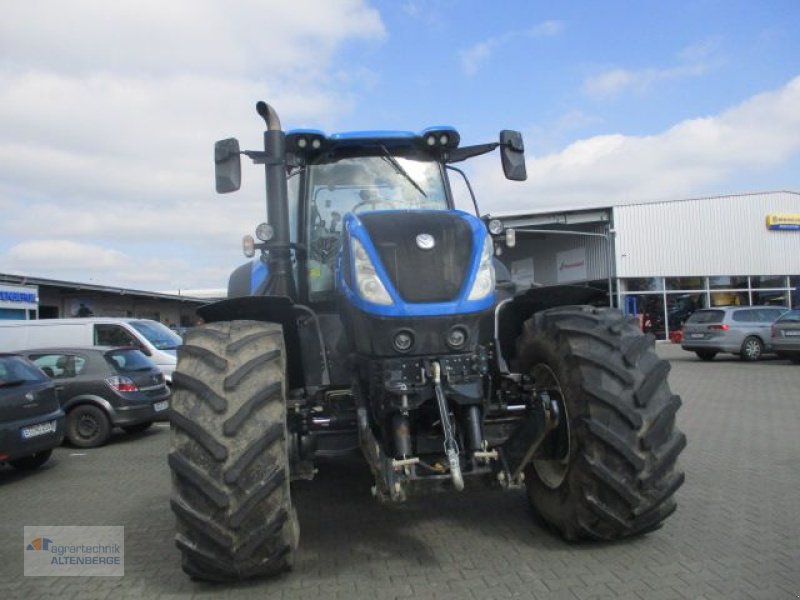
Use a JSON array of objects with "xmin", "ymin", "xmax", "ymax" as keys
[{"xmin": 1, "ymin": 343, "xmax": 798, "ymax": 599}]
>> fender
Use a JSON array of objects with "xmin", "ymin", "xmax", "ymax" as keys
[
  {"xmin": 62, "ymin": 395, "xmax": 117, "ymax": 420},
  {"xmin": 196, "ymin": 296, "xmax": 332, "ymax": 390},
  {"xmin": 198, "ymin": 295, "xmax": 295, "ymax": 325},
  {"xmin": 495, "ymin": 285, "xmax": 607, "ymax": 371}
]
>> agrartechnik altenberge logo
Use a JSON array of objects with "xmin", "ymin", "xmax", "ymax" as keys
[{"xmin": 24, "ymin": 526, "xmax": 124, "ymax": 576}]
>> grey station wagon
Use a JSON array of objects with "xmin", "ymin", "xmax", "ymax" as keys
[{"xmin": 681, "ymin": 305, "xmax": 788, "ymax": 361}]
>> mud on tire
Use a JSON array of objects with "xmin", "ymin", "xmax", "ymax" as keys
[
  {"xmin": 516, "ymin": 306, "xmax": 686, "ymax": 540},
  {"xmin": 169, "ymin": 320, "xmax": 298, "ymax": 581}
]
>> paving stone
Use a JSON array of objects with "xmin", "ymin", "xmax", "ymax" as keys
[{"xmin": 1, "ymin": 344, "xmax": 798, "ymax": 599}]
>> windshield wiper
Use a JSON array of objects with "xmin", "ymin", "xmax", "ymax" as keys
[{"xmin": 379, "ymin": 146, "xmax": 427, "ymax": 198}]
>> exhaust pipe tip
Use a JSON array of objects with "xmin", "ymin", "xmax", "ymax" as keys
[{"xmin": 256, "ymin": 101, "xmax": 282, "ymax": 131}]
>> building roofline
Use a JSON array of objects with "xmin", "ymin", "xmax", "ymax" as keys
[
  {"xmin": 486, "ymin": 189, "xmax": 800, "ymax": 219},
  {"xmin": 0, "ymin": 272, "xmax": 207, "ymax": 303}
]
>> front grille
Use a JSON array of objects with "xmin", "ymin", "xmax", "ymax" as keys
[{"xmin": 360, "ymin": 212, "xmax": 473, "ymax": 303}]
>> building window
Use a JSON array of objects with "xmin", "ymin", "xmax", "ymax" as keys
[
  {"xmin": 665, "ymin": 277, "xmax": 705, "ymax": 291},
  {"xmin": 752, "ymin": 290, "xmax": 789, "ymax": 306},
  {"xmin": 665, "ymin": 293, "xmax": 705, "ymax": 329},
  {"xmin": 709, "ymin": 276, "xmax": 748, "ymax": 289},
  {"xmin": 623, "ymin": 277, "xmax": 663, "ymax": 292},
  {"xmin": 752, "ymin": 275, "xmax": 787, "ymax": 288}
]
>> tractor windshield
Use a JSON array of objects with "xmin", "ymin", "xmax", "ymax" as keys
[
  {"xmin": 305, "ymin": 155, "xmax": 448, "ymax": 301},
  {"xmin": 308, "ymin": 155, "xmax": 447, "ymax": 219}
]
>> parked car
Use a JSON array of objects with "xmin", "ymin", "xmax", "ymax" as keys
[
  {"xmin": 681, "ymin": 305, "xmax": 788, "ymax": 361},
  {"xmin": 22, "ymin": 347, "xmax": 170, "ymax": 448},
  {"xmin": 0, "ymin": 353, "xmax": 65, "ymax": 470},
  {"xmin": 0, "ymin": 318, "xmax": 182, "ymax": 383},
  {"xmin": 771, "ymin": 309, "xmax": 800, "ymax": 364}
]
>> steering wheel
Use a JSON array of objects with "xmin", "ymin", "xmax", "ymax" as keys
[{"xmin": 309, "ymin": 233, "xmax": 340, "ymax": 264}]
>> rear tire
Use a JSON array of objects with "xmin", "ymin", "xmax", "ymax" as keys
[
  {"xmin": 169, "ymin": 320, "xmax": 298, "ymax": 582},
  {"xmin": 695, "ymin": 350, "xmax": 717, "ymax": 361},
  {"xmin": 66, "ymin": 404, "xmax": 111, "ymax": 448},
  {"xmin": 740, "ymin": 336, "xmax": 763, "ymax": 361},
  {"xmin": 516, "ymin": 306, "xmax": 686, "ymax": 541},
  {"xmin": 9, "ymin": 449, "xmax": 53, "ymax": 470}
]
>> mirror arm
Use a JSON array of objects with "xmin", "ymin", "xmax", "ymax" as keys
[{"xmin": 445, "ymin": 142, "xmax": 499, "ymax": 164}]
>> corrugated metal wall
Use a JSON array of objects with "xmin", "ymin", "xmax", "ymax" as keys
[
  {"xmin": 613, "ymin": 191, "xmax": 800, "ymax": 277},
  {"xmin": 499, "ymin": 224, "xmax": 611, "ymax": 286}
]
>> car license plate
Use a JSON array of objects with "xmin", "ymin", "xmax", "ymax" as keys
[
  {"xmin": 689, "ymin": 333, "xmax": 704, "ymax": 339},
  {"xmin": 153, "ymin": 400, "xmax": 169, "ymax": 412},
  {"xmin": 21, "ymin": 420, "xmax": 57, "ymax": 439},
  {"xmin": 784, "ymin": 331, "xmax": 800, "ymax": 337}
]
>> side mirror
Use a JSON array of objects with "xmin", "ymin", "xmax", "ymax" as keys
[
  {"xmin": 214, "ymin": 138, "xmax": 242, "ymax": 193},
  {"xmin": 499, "ymin": 130, "xmax": 527, "ymax": 181}
]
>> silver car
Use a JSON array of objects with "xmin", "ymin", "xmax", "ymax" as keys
[
  {"xmin": 771, "ymin": 309, "xmax": 800, "ymax": 364},
  {"xmin": 681, "ymin": 305, "xmax": 788, "ymax": 361}
]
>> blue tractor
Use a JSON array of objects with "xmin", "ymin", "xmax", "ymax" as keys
[{"xmin": 169, "ymin": 102, "xmax": 685, "ymax": 581}]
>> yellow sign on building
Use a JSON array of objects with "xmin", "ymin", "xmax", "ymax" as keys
[{"xmin": 766, "ymin": 214, "xmax": 800, "ymax": 230}]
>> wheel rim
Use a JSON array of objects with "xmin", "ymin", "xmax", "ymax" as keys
[
  {"xmin": 77, "ymin": 413, "xmax": 99, "ymax": 440},
  {"xmin": 530, "ymin": 363, "xmax": 571, "ymax": 489},
  {"xmin": 743, "ymin": 339, "xmax": 761, "ymax": 360}
]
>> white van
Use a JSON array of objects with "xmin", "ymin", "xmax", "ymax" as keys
[{"xmin": 0, "ymin": 318, "xmax": 182, "ymax": 383}]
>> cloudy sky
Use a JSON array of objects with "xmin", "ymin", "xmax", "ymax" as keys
[{"xmin": 1, "ymin": 0, "xmax": 798, "ymax": 292}]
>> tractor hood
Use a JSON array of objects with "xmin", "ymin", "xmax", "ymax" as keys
[{"xmin": 337, "ymin": 209, "xmax": 495, "ymax": 317}]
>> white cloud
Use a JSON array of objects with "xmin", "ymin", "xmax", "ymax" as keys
[
  {"xmin": 583, "ymin": 39, "xmax": 720, "ymax": 98},
  {"xmin": 3, "ymin": 239, "xmax": 233, "ymax": 290},
  {"xmin": 583, "ymin": 64, "xmax": 709, "ymax": 98},
  {"xmin": 7, "ymin": 240, "xmax": 128, "ymax": 271},
  {"xmin": 0, "ymin": 1, "xmax": 385, "ymax": 290},
  {"xmin": 460, "ymin": 21, "xmax": 563, "ymax": 76},
  {"xmin": 476, "ymin": 76, "xmax": 800, "ymax": 212}
]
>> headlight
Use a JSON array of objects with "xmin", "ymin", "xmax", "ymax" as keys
[
  {"xmin": 393, "ymin": 330, "xmax": 414, "ymax": 352},
  {"xmin": 488, "ymin": 219, "xmax": 504, "ymax": 235},
  {"xmin": 446, "ymin": 327, "xmax": 467, "ymax": 349},
  {"xmin": 352, "ymin": 238, "xmax": 392, "ymax": 305},
  {"xmin": 242, "ymin": 234, "xmax": 255, "ymax": 258},
  {"xmin": 467, "ymin": 235, "xmax": 495, "ymax": 301},
  {"xmin": 255, "ymin": 222, "xmax": 274, "ymax": 242}
]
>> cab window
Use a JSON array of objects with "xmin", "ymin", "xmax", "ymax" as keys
[
  {"xmin": 95, "ymin": 324, "xmax": 139, "ymax": 347},
  {"xmin": 30, "ymin": 353, "xmax": 87, "ymax": 378}
]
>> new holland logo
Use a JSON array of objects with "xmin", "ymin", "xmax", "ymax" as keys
[{"xmin": 415, "ymin": 233, "xmax": 435, "ymax": 250}]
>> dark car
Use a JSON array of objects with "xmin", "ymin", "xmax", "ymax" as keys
[
  {"xmin": 23, "ymin": 347, "xmax": 170, "ymax": 448},
  {"xmin": 771, "ymin": 309, "xmax": 800, "ymax": 363},
  {"xmin": 0, "ymin": 353, "xmax": 65, "ymax": 470}
]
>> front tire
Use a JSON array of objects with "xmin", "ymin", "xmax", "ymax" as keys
[
  {"xmin": 169, "ymin": 320, "xmax": 298, "ymax": 581},
  {"xmin": 516, "ymin": 306, "xmax": 686, "ymax": 541}
]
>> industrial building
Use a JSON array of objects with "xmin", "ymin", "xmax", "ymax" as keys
[
  {"xmin": 0, "ymin": 273, "xmax": 209, "ymax": 328},
  {"xmin": 489, "ymin": 190, "xmax": 800, "ymax": 340}
]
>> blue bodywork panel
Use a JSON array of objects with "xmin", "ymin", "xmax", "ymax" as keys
[
  {"xmin": 286, "ymin": 127, "xmax": 461, "ymax": 152},
  {"xmin": 250, "ymin": 259, "xmax": 268, "ymax": 294},
  {"xmin": 336, "ymin": 209, "xmax": 494, "ymax": 317}
]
